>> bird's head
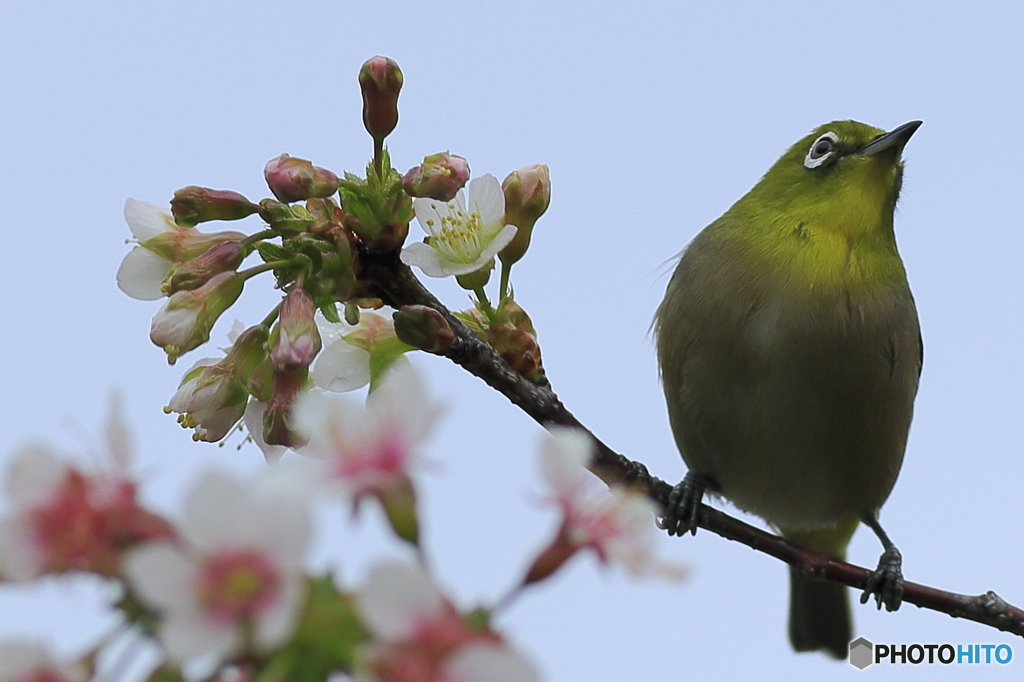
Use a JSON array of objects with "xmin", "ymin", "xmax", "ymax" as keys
[{"xmin": 743, "ymin": 120, "xmax": 921, "ymax": 238}]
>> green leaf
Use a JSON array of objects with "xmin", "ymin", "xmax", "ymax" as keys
[
  {"xmin": 144, "ymin": 666, "xmax": 185, "ymax": 682},
  {"xmin": 255, "ymin": 241, "xmax": 290, "ymax": 263},
  {"xmin": 319, "ymin": 302, "xmax": 341, "ymax": 324},
  {"xmin": 261, "ymin": 576, "xmax": 369, "ymax": 682},
  {"xmin": 454, "ymin": 309, "xmax": 488, "ymax": 338},
  {"xmin": 367, "ymin": 336, "xmax": 416, "ymax": 392}
]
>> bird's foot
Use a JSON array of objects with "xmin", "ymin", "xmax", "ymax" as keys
[
  {"xmin": 860, "ymin": 545, "xmax": 903, "ymax": 611},
  {"xmin": 657, "ymin": 471, "xmax": 707, "ymax": 537}
]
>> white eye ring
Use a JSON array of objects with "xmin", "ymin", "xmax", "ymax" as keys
[{"xmin": 804, "ymin": 132, "xmax": 839, "ymax": 169}]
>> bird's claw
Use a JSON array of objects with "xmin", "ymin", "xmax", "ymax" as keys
[
  {"xmin": 860, "ymin": 545, "xmax": 903, "ymax": 611},
  {"xmin": 658, "ymin": 471, "xmax": 706, "ymax": 537}
]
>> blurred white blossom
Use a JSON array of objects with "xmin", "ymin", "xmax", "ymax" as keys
[
  {"xmin": 123, "ymin": 469, "xmax": 311, "ymax": 665},
  {"xmin": 0, "ymin": 642, "xmax": 86, "ymax": 682},
  {"xmin": 356, "ymin": 563, "xmax": 537, "ymax": 682}
]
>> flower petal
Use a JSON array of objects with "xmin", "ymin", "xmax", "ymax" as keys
[
  {"xmin": 103, "ymin": 392, "xmax": 134, "ymax": 470},
  {"xmin": 466, "ymin": 174, "xmax": 505, "ymax": 226},
  {"xmin": 474, "ymin": 224, "xmax": 518, "ymax": 263},
  {"xmin": 182, "ymin": 471, "xmax": 256, "ymax": 549},
  {"xmin": 248, "ymin": 495, "xmax": 310, "ymax": 568},
  {"xmin": 444, "ymin": 643, "xmax": 539, "ymax": 682},
  {"xmin": 117, "ymin": 246, "xmax": 171, "ymax": 300},
  {"xmin": 124, "ymin": 198, "xmax": 175, "ymax": 241},
  {"xmin": 412, "ymin": 197, "xmax": 446, "ymax": 237},
  {"xmin": 312, "ymin": 341, "xmax": 371, "ymax": 392},
  {"xmin": 357, "ymin": 563, "xmax": 445, "ymax": 641},
  {"xmin": 400, "ymin": 242, "xmax": 453, "ymax": 277},
  {"xmin": 254, "ymin": 574, "xmax": 304, "ymax": 650},
  {"xmin": 368, "ymin": 363, "xmax": 439, "ymax": 447},
  {"xmin": 0, "ymin": 516, "xmax": 45, "ymax": 580},
  {"xmin": 540, "ymin": 428, "xmax": 593, "ymax": 495},
  {"xmin": 0, "ymin": 642, "xmax": 86, "ymax": 682},
  {"xmin": 244, "ymin": 401, "xmax": 286, "ymax": 464},
  {"xmin": 4, "ymin": 444, "xmax": 68, "ymax": 508},
  {"xmin": 0, "ymin": 642, "xmax": 48, "ymax": 677},
  {"xmin": 160, "ymin": 613, "xmax": 238, "ymax": 665},
  {"xmin": 123, "ymin": 542, "xmax": 198, "ymax": 612}
]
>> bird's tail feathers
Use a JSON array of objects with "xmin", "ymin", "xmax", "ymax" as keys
[{"xmin": 781, "ymin": 517, "xmax": 860, "ymax": 660}]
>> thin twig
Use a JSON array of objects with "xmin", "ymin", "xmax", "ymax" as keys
[{"xmin": 360, "ymin": 249, "xmax": 1024, "ymax": 639}]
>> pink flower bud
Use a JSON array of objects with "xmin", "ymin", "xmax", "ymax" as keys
[
  {"xmin": 402, "ymin": 152, "xmax": 471, "ymax": 201},
  {"xmin": 499, "ymin": 164, "xmax": 551, "ymax": 266},
  {"xmin": 271, "ymin": 288, "xmax": 322, "ymax": 371},
  {"xmin": 264, "ymin": 154, "xmax": 341, "ymax": 204},
  {"xmin": 257, "ymin": 198, "xmax": 316, "ymax": 234},
  {"xmin": 162, "ymin": 240, "xmax": 245, "ymax": 294},
  {"xmin": 358, "ymin": 56, "xmax": 403, "ymax": 142},
  {"xmin": 150, "ymin": 272, "xmax": 245, "ymax": 365},
  {"xmin": 170, "ymin": 186, "xmax": 258, "ymax": 227}
]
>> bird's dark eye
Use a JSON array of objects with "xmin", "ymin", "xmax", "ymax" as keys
[{"xmin": 804, "ymin": 132, "xmax": 839, "ymax": 169}]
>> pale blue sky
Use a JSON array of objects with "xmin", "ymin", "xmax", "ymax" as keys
[{"xmin": 2, "ymin": 1, "xmax": 1023, "ymax": 679}]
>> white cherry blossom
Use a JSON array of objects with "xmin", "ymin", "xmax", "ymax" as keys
[
  {"xmin": 402, "ymin": 174, "xmax": 517, "ymax": 277},
  {"xmin": 123, "ymin": 469, "xmax": 311, "ymax": 665}
]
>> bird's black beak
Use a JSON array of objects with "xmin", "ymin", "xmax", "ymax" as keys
[{"xmin": 858, "ymin": 120, "xmax": 922, "ymax": 157}]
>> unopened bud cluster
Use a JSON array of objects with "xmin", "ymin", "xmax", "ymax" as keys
[
  {"xmin": 458, "ymin": 298, "xmax": 545, "ymax": 383},
  {"xmin": 120, "ymin": 54, "xmax": 553, "ymax": 450}
]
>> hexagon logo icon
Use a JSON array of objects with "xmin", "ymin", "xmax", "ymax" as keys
[{"xmin": 849, "ymin": 637, "xmax": 874, "ymax": 670}]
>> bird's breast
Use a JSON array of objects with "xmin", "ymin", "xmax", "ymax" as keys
[{"xmin": 657, "ymin": 228, "xmax": 920, "ymax": 529}]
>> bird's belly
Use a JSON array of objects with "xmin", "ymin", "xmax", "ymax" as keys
[{"xmin": 673, "ymin": 293, "xmax": 916, "ymax": 530}]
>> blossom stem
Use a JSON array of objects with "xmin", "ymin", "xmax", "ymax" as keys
[
  {"xmin": 261, "ymin": 303, "xmax": 282, "ymax": 328},
  {"xmin": 474, "ymin": 287, "xmax": 496, "ymax": 321},
  {"xmin": 499, "ymin": 261, "xmax": 512, "ymax": 304},
  {"xmin": 238, "ymin": 259, "xmax": 295, "ymax": 279},
  {"xmin": 414, "ymin": 543, "xmax": 432, "ymax": 574},
  {"xmin": 242, "ymin": 229, "xmax": 278, "ymax": 246},
  {"xmin": 373, "ymin": 138, "xmax": 384, "ymax": 177},
  {"xmin": 491, "ymin": 582, "xmax": 526, "ymax": 617}
]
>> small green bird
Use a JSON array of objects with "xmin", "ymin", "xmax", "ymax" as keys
[{"xmin": 655, "ymin": 120, "xmax": 922, "ymax": 659}]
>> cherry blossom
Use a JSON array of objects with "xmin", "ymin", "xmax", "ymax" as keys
[
  {"xmin": 292, "ymin": 362, "xmax": 439, "ymax": 542},
  {"xmin": 525, "ymin": 428, "xmax": 686, "ymax": 583},
  {"xmin": 402, "ymin": 175, "xmax": 517, "ymax": 278},
  {"xmin": 117, "ymin": 198, "xmax": 244, "ymax": 301},
  {"xmin": 0, "ymin": 400, "xmax": 171, "ymax": 580},
  {"xmin": 312, "ymin": 307, "xmax": 410, "ymax": 394},
  {"xmin": 294, "ymin": 364, "xmax": 436, "ymax": 492},
  {"xmin": 356, "ymin": 563, "xmax": 537, "ymax": 682},
  {"xmin": 123, "ymin": 469, "xmax": 311, "ymax": 665}
]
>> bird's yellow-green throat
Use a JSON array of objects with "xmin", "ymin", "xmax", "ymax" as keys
[{"xmin": 718, "ymin": 120, "xmax": 919, "ymax": 291}]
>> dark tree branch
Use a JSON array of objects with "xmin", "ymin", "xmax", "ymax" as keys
[{"xmin": 361, "ymin": 249, "xmax": 1024, "ymax": 639}]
